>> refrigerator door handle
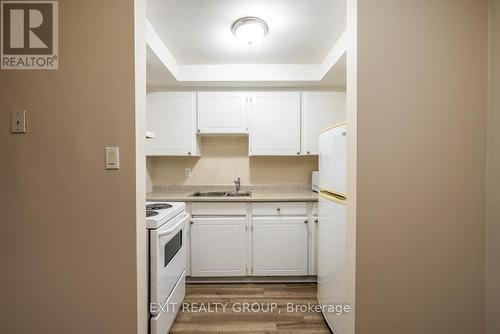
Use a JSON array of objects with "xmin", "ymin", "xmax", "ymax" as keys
[{"xmin": 319, "ymin": 189, "xmax": 346, "ymax": 205}]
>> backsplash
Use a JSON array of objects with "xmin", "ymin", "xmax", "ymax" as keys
[{"xmin": 147, "ymin": 136, "xmax": 318, "ymax": 191}]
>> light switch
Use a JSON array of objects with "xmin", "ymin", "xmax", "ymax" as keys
[
  {"xmin": 11, "ymin": 110, "xmax": 26, "ymax": 133},
  {"xmin": 105, "ymin": 147, "xmax": 120, "ymax": 170},
  {"xmin": 185, "ymin": 168, "xmax": 192, "ymax": 177}
]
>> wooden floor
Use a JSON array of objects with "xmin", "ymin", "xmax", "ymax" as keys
[{"xmin": 170, "ymin": 283, "xmax": 331, "ymax": 334}]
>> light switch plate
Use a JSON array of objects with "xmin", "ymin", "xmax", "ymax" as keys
[
  {"xmin": 11, "ymin": 110, "xmax": 26, "ymax": 133},
  {"xmin": 185, "ymin": 168, "xmax": 192, "ymax": 177},
  {"xmin": 105, "ymin": 147, "xmax": 120, "ymax": 170}
]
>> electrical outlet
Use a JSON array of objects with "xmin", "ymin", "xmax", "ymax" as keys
[{"xmin": 185, "ymin": 168, "xmax": 192, "ymax": 177}]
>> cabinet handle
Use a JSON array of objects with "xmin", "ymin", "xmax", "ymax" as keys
[
  {"xmin": 297, "ymin": 152, "xmax": 300, "ymax": 155},
  {"xmin": 190, "ymin": 221, "xmax": 194, "ymax": 225},
  {"xmin": 197, "ymin": 129, "xmax": 201, "ymax": 133},
  {"xmin": 307, "ymin": 151, "xmax": 310, "ymax": 155},
  {"xmin": 304, "ymin": 220, "xmax": 309, "ymax": 224},
  {"xmin": 188, "ymin": 152, "xmax": 192, "ymax": 155},
  {"xmin": 276, "ymin": 208, "xmax": 281, "ymax": 213},
  {"xmin": 314, "ymin": 219, "xmax": 319, "ymax": 224}
]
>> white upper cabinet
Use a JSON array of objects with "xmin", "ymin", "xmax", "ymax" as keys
[
  {"xmin": 197, "ymin": 92, "xmax": 248, "ymax": 134},
  {"xmin": 301, "ymin": 92, "xmax": 346, "ymax": 155},
  {"xmin": 249, "ymin": 92, "xmax": 301, "ymax": 156},
  {"xmin": 146, "ymin": 90, "xmax": 346, "ymax": 157},
  {"xmin": 146, "ymin": 92, "xmax": 200, "ymax": 156}
]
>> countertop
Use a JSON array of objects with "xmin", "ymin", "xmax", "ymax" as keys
[{"xmin": 147, "ymin": 185, "xmax": 318, "ymax": 202}]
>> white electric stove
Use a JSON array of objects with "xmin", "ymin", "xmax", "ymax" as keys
[
  {"xmin": 146, "ymin": 201, "xmax": 188, "ymax": 334},
  {"xmin": 146, "ymin": 201, "xmax": 186, "ymax": 229}
]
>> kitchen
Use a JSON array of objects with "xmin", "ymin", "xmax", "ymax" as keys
[
  {"xmin": 1, "ymin": 1, "xmax": 496, "ymax": 334},
  {"xmin": 145, "ymin": 93, "xmax": 346, "ymax": 332},
  {"xmin": 144, "ymin": 1, "xmax": 349, "ymax": 332}
]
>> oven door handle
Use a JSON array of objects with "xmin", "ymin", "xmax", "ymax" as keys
[{"xmin": 157, "ymin": 213, "xmax": 189, "ymax": 237}]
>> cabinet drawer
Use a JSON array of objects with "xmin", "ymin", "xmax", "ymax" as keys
[
  {"xmin": 252, "ymin": 202, "xmax": 307, "ymax": 216},
  {"xmin": 190, "ymin": 202, "xmax": 248, "ymax": 216}
]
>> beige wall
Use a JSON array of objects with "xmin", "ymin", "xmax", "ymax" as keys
[
  {"xmin": 148, "ymin": 137, "xmax": 318, "ymax": 187},
  {"xmin": 0, "ymin": 1, "xmax": 140, "ymax": 333},
  {"xmin": 487, "ymin": 0, "xmax": 500, "ymax": 333},
  {"xmin": 355, "ymin": 1, "xmax": 488, "ymax": 334}
]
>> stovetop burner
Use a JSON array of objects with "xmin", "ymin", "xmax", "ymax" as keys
[
  {"xmin": 147, "ymin": 203, "xmax": 173, "ymax": 210},
  {"xmin": 146, "ymin": 210, "xmax": 159, "ymax": 217}
]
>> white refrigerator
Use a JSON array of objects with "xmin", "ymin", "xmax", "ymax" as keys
[{"xmin": 317, "ymin": 122, "xmax": 352, "ymax": 333}]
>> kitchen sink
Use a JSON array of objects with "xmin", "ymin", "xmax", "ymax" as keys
[{"xmin": 189, "ymin": 191, "xmax": 252, "ymax": 197}]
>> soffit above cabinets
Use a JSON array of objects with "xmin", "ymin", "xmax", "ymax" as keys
[
  {"xmin": 146, "ymin": 47, "xmax": 347, "ymax": 88},
  {"xmin": 146, "ymin": 0, "xmax": 347, "ymax": 87}
]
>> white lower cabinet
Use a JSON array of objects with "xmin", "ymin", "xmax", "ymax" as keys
[
  {"xmin": 188, "ymin": 202, "xmax": 316, "ymax": 277},
  {"xmin": 309, "ymin": 215, "xmax": 319, "ymax": 275},
  {"xmin": 190, "ymin": 217, "xmax": 247, "ymax": 277},
  {"xmin": 252, "ymin": 217, "xmax": 309, "ymax": 276}
]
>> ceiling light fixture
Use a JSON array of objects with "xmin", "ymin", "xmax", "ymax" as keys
[{"xmin": 231, "ymin": 17, "xmax": 268, "ymax": 45}]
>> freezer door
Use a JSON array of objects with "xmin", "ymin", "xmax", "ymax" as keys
[
  {"xmin": 319, "ymin": 123, "xmax": 347, "ymax": 195},
  {"xmin": 317, "ymin": 192, "xmax": 351, "ymax": 333}
]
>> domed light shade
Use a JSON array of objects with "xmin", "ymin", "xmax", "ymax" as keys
[{"xmin": 231, "ymin": 17, "xmax": 268, "ymax": 45}]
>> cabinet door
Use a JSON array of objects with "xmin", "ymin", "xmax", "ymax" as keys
[
  {"xmin": 308, "ymin": 215, "xmax": 319, "ymax": 275},
  {"xmin": 146, "ymin": 92, "xmax": 199, "ymax": 156},
  {"xmin": 197, "ymin": 92, "xmax": 248, "ymax": 134},
  {"xmin": 249, "ymin": 92, "xmax": 301, "ymax": 156},
  {"xmin": 252, "ymin": 217, "xmax": 308, "ymax": 276},
  {"xmin": 190, "ymin": 217, "xmax": 248, "ymax": 276},
  {"xmin": 301, "ymin": 92, "xmax": 346, "ymax": 155}
]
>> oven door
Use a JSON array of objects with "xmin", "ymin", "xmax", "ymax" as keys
[{"xmin": 150, "ymin": 212, "xmax": 188, "ymax": 314}]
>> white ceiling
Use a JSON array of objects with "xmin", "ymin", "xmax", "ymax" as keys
[{"xmin": 147, "ymin": 0, "xmax": 346, "ymax": 65}]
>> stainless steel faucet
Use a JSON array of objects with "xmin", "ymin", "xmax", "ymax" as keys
[{"xmin": 234, "ymin": 177, "xmax": 241, "ymax": 193}]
